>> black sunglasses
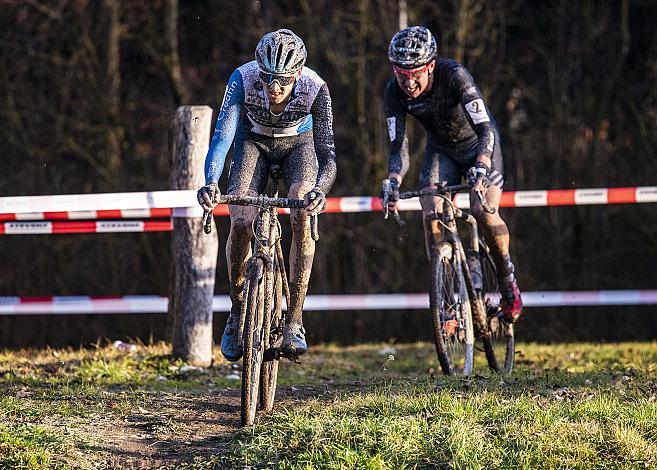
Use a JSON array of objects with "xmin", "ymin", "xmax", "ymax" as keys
[{"xmin": 259, "ymin": 71, "xmax": 297, "ymax": 86}]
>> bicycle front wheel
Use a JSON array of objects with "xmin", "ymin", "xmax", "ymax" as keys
[
  {"xmin": 259, "ymin": 262, "xmax": 283, "ymax": 412},
  {"xmin": 241, "ymin": 261, "xmax": 266, "ymax": 426},
  {"xmin": 478, "ymin": 240, "xmax": 515, "ymax": 374},
  {"xmin": 430, "ymin": 247, "xmax": 474, "ymax": 376}
]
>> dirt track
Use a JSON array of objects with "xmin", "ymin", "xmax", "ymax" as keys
[{"xmin": 81, "ymin": 388, "xmax": 239, "ymax": 468}]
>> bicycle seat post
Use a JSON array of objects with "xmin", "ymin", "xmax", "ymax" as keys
[{"xmin": 269, "ymin": 164, "xmax": 282, "ymax": 197}]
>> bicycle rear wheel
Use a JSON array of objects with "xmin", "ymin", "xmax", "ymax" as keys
[
  {"xmin": 478, "ymin": 240, "xmax": 515, "ymax": 374},
  {"xmin": 430, "ymin": 247, "xmax": 474, "ymax": 376},
  {"xmin": 241, "ymin": 261, "xmax": 265, "ymax": 426}
]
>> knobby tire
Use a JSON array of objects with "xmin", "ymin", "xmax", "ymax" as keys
[
  {"xmin": 259, "ymin": 254, "xmax": 283, "ymax": 412},
  {"xmin": 478, "ymin": 240, "xmax": 515, "ymax": 373},
  {"xmin": 241, "ymin": 261, "xmax": 265, "ymax": 426},
  {"xmin": 430, "ymin": 250, "xmax": 475, "ymax": 376}
]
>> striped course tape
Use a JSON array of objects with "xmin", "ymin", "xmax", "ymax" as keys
[
  {"xmin": 0, "ymin": 186, "xmax": 655, "ymax": 219},
  {"xmin": 0, "ymin": 208, "xmax": 172, "ymax": 222},
  {"xmin": 0, "ymin": 190, "xmax": 196, "ymax": 215},
  {"xmin": 0, "ymin": 220, "xmax": 172, "ymax": 235},
  {"xmin": 1, "ymin": 290, "xmax": 656, "ymax": 314}
]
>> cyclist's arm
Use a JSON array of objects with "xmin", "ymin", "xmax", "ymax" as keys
[
  {"xmin": 451, "ymin": 66, "xmax": 495, "ymax": 168},
  {"xmin": 310, "ymin": 83, "xmax": 337, "ymax": 194},
  {"xmin": 383, "ymin": 81, "xmax": 410, "ymax": 184},
  {"xmin": 204, "ymin": 69, "xmax": 245, "ymax": 185}
]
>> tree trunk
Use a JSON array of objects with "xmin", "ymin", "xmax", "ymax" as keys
[
  {"xmin": 164, "ymin": 0, "xmax": 190, "ymax": 106},
  {"xmin": 399, "ymin": 0, "xmax": 407, "ymax": 30},
  {"xmin": 169, "ymin": 106, "xmax": 217, "ymax": 366},
  {"xmin": 105, "ymin": 0, "xmax": 122, "ymax": 178},
  {"xmin": 454, "ymin": 0, "xmax": 471, "ymax": 64}
]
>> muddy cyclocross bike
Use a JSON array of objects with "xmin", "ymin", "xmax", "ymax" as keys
[
  {"xmin": 203, "ymin": 164, "xmax": 320, "ymax": 426},
  {"xmin": 382, "ymin": 181, "xmax": 514, "ymax": 375}
]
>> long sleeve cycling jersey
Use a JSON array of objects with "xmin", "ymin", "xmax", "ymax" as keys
[
  {"xmin": 384, "ymin": 58, "xmax": 496, "ymax": 178},
  {"xmin": 204, "ymin": 61, "xmax": 336, "ymax": 194}
]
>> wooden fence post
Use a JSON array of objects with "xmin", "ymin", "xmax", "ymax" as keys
[{"xmin": 169, "ymin": 106, "xmax": 217, "ymax": 366}]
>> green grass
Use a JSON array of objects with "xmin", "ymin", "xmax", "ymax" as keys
[
  {"xmin": 0, "ymin": 423, "xmax": 71, "ymax": 469},
  {"xmin": 1, "ymin": 342, "xmax": 656, "ymax": 469},
  {"xmin": 217, "ymin": 343, "xmax": 657, "ymax": 469}
]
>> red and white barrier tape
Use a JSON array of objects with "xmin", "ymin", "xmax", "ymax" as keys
[
  {"xmin": 0, "ymin": 186, "xmax": 655, "ymax": 220},
  {"xmin": 0, "ymin": 190, "xmax": 196, "ymax": 215},
  {"xmin": 0, "ymin": 220, "xmax": 172, "ymax": 235},
  {"xmin": 0, "ymin": 208, "xmax": 172, "ymax": 222},
  {"xmin": 1, "ymin": 290, "xmax": 656, "ymax": 314}
]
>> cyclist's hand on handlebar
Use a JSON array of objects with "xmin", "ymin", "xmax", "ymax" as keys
[
  {"xmin": 304, "ymin": 187, "xmax": 326, "ymax": 216},
  {"xmin": 197, "ymin": 182, "xmax": 220, "ymax": 212},
  {"xmin": 382, "ymin": 177, "xmax": 400, "ymax": 212},
  {"xmin": 467, "ymin": 162, "xmax": 491, "ymax": 196}
]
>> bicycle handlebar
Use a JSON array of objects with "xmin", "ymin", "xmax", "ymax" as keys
[
  {"xmin": 381, "ymin": 182, "xmax": 496, "ymax": 228},
  {"xmin": 401, "ymin": 184, "xmax": 495, "ymax": 214},
  {"xmin": 202, "ymin": 194, "xmax": 320, "ymax": 240},
  {"xmin": 398, "ymin": 184, "xmax": 471, "ymax": 199},
  {"xmin": 217, "ymin": 194, "xmax": 306, "ymax": 208},
  {"xmin": 403, "ymin": 184, "xmax": 495, "ymax": 214}
]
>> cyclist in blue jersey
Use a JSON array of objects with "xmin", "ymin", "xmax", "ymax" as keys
[
  {"xmin": 382, "ymin": 26, "xmax": 523, "ymax": 322},
  {"xmin": 197, "ymin": 29, "xmax": 337, "ymax": 361}
]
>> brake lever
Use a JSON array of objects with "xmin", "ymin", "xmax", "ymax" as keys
[
  {"xmin": 310, "ymin": 215, "xmax": 319, "ymax": 241},
  {"xmin": 202, "ymin": 209, "xmax": 213, "ymax": 234},
  {"xmin": 476, "ymin": 189, "xmax": 496, "ymax": 214},
  {"xmin": 381, "ymin": 179, "xmax": 391, "ymax": 220},
  {"xmin": 382, "ymin": 179, "xmax": 406, "ymax": 227},
  {"xmin": 392, "ymin": 209, "xmax": 406, "ymax": 228}
]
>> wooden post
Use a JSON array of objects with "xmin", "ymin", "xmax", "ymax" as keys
[{"xmin": 169, "ymin": 106, "xmax": 217, "ymax": 366}]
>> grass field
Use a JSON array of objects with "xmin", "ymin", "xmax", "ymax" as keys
[{"xmin": 1, "ymin": 341, "xmax": 656, "ymax": 469}]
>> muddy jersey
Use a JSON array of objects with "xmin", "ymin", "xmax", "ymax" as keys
[
  {"xmin": 384, "ymin": 58, "xmax": 496, "ymax": 177},
  {"xmin": 204, "ymin": 61, "xmax": 336, "ymax": 193}
]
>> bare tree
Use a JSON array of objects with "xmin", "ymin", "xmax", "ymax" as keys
[
  {"xmin": 164, "ymin": 0, "xmax": 190, "ymax": 106},
  {"xmin": 105, "ymin": 0, "xmax": 122, "ymax": 177}
]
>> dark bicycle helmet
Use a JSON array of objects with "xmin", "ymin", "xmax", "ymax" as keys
[
  {"xmin": 255, "ymin": 29, "xmax": 307, "ymax": 75},
  {"xmin": 388, "ymin": 26, "xmax": 437, "ymax": 69}
]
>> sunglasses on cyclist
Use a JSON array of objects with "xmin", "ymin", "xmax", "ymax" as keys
[
  {"xmin": 259, "ymin": 71, "xmax": 297, "ymax": 86},
  {"xmin": 393, "ymin": 63, "xmax": 432, "ymax": 80}
]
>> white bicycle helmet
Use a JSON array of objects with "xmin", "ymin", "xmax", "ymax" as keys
[
  {"xmin": 255, "ymin": 29, "xmax": 307, "ymax": 75},
  {"xmin": 388, "ymin": 26, "xmax": 437, "ymax": 69}
]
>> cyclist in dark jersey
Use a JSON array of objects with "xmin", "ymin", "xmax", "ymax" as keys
[
  {"xmin": 197, "ymin": 29, "xmax": 337, "ymax": 361},
  {"xmin": 383, "ymin": 26, "xmax": 523, "ymax": 322}
]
